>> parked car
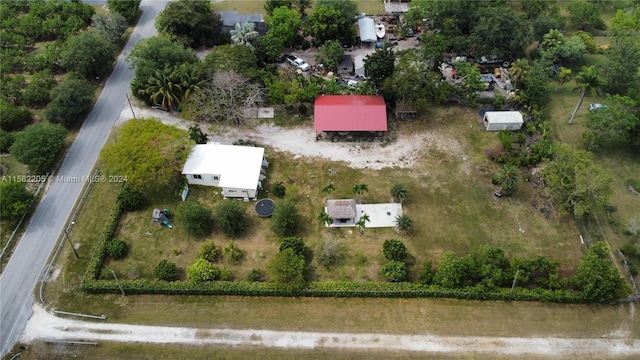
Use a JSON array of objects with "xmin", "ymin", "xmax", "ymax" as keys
[
  {"xmin": 588, "ymin": 103, "xmax": 606, "ymax": 111},
  {"xmin": 285, "ymin": 54, "xmax": 310, "ymax": 71}
]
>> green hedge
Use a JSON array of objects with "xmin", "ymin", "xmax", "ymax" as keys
[{"xmin": 81, "ymin": 201, "xmax": 122, "ymax": 285}]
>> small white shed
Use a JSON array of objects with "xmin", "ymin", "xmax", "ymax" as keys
[
  {"xmin": 182, "ymin": 144, "xmax": 265, "ymax": 199},
  {"xmin": 483, "ymin": 111, "xmax": 524, "ymax": 131}
]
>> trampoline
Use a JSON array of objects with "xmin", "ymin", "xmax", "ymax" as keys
[{"xmin": 255, "ymin": 198, "xmax": 275, "ymax": 217}]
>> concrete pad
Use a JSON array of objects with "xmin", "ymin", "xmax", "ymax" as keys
[
  {"xmin": 326, "ymin": 203, "xmax": 403, "ymax": 228},
  {"xmin": 257, "ymin": 107, "xmax": 274, "ymax": 118}
]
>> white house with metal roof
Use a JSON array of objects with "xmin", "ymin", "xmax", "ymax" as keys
[{"xmin": 181, "ymin": 144, "xmax": 265, "ymax": 199}]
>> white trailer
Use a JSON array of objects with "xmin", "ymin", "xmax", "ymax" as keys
[{"xmin": 483, "ymin": 111, "xmax": 524, "ymax": 131}]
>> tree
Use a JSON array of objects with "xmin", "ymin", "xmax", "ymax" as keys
[
  {"xmin": 230, "ymin": 22, "xmax": 259, "ymax": 47},
  {"xmin": 255, "ymin": 33, "xmax": 286, "ymax": 64},
  {"xmin": 91, "ymin": 12, "xmax": 128, "ymax": 43},
  {"xmin": 154, "ymin": 260, "xmax": 178, "ymax": 281},
  {"xmin": 292, "ymin": 0, "xmax": 311, "ymax": 17},
  {"xmin": 495, "ymin": 164, "xmax": 520, "ymax": 195},
  {"xmin": 568, "ymin": 66, "xmax": 605, "ymax": 124},
  {"xmin": 267, "ymin": 5, "xmax": 301, "ymax": 49},
  {"xmin": 22, "ymin": 70, "xmax": 57, "ymax": 107},
  {"xmin": 107, "ymin": 0, "xmax": 141, "ymax": 23},
  {"xmin": 541, "ymin": 144, "xmax": 613, "ymax": 218},
  {"xmin": 381, "ymin": 260, "xmax": 407, "ymax": 282},
  {"xmin": 317, "ymin": 236, "xmax": 345, "ymax": 268},
  {"xmin": 139, "ymin": 64, "xmax": 204, "ymax": 110},
  {"xmin": 155, "ymin": 0, "xmax": 223, "ymax": 48},
  {"xmin": 279, "ymin": 237, "xmax": 306, "ymax": 257},
  {"xmin": 521, "ymin": 0, "xmax": 555, "ymax": 20},
  {"xmin": 265, "ymin": 0, "xmax": 292, "ymax": 16},
  {"xmin": 188, "ymin": 125, "xmax": 208, "ymax": 144},
  {"xmin": 540, "ymin": 32, "xmax": 586, "ymax": 64},
  {"xmin": 583, "ymin": 95, "xmax": 640, "ymax": 150},
  {"xmin": 10, "ymin": 123, "xmax": 67, "ymax": 174},
  {"xmin": 267, "ymin": 248, "xmax": 306, "ymax": 288},
  {"xmin": 0, "ymin": 100, "xmax": 32, "ymax": 132},
  {"xmin": 188, "ymin": 257, "xmax": 220, "ymax": 283},
  {"xmin": 574, "ymin": 242, "xmax": 630, "ymax": 303},
  {"xmin": 202, "ymin": 45, "xmax": 261, "ymax": 80},
  {"xmin": 182, "ymin": 70, "xmax": 264, "ymax": 125},
  {"xmin": 177, "ymin": 199, "xmax": 212, "ymax": 236},
  {"xmin": 355, "ymin": 213, "xmax": 370, "ymax": 234},
  {"xmin": 127, "ymin": 36, "xmax": 199, "ymax": 101},
  {"xmin": 0, "ymin": 181, "xmax": 33, "ymax": 221},
  {"xmin": 216, "ymin": 200, "xmax": 247, "ymax": 238},
  {"xmin": 452, "ymin": 60, "xmax": 484, "ymax": 106},
  {"xmin": 352, "ymin": 183, "xmax": 368, "ymax": 196},
  {"xmin": 0, "ymin": 130, "xmax": 14, "ymax": 153},
  {"xmin": 61, "ymin": 31, "xmax": 117, "ymax": 80},
  {"xmin": 383, "ymin": 239, "xmax": 408, "ymax": 262},
  {"xmin": 315, "ymin": 40, "xmax": 344, "ymax": 72},
  {"xmin": 471, "ymin": 6, "xmax": 532, "ymax": 60},
  {"xmin": 305, "ymin": 0, "xmax": 358, "ymax": 44},
  {"xmin": 395, "ymin": 213, "xmax": 413, "ymax": 235},
  {"xmin": 390, "ymin": 183, "xmax": 408, "ymax": 203},
  {"xmin": 601, "ymin": 34, "xmax": 640, "ymax": 97},
  {"xmin": 434, "ymin": 252, "xmax": 474, "ymax": 288},
  {"xmin": 533, "ymin": 15, "xmax": 563, "ymax": 42},
  {"xmin": 271, "ymin": 199, "xmax": 300, "ymax": 237},
  {"xmin": 44, "ymin": 76, "xmax": 95, "ymax": 128},
  {"xmin": 364, "ymin": 44, "xmax": 396, "ymax": 91},
  {"xmin": 567, "ymin": 1, "xmax": 606, "ymax": 31},
  {"xmin": 611, "ymin": 7, "xmax": 640, "ymax": 33},
  {"xmin": 100, "ymin": 118, "xmax": 192, "ymax": 195},
  {"xmin": 223, "ymin": 240, "xmax": 243, "ymax": 263}
]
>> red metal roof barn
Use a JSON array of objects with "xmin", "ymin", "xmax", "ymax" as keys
[{"xmin": 314, "ymin": 95, "xmax": 387, "ymax": 132}]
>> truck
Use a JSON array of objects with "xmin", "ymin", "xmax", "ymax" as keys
[{"xmin": 285, "ymin": 54, "xmax": 310, "ymax": 71}]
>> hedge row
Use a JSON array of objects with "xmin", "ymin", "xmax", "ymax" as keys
[
  {"xmin": 81, "ymin": 203, "xmax": 122, "ymax": 284},
  {"xmin": 81, "ymin": 278, "xmax": 585, "ymax": 303}
]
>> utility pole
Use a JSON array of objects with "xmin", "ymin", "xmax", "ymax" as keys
[
  {"xmin": 63, "ymin": 228, "xmax": 80, "ymax": 259},
  {"xmin": 126, "ymin": 92, "xmax": 136, "ymax": 119},
  {"xmin": 509, "ymin": 269, "xmax": 519, "ymax": 300},
  {"xmin": 110, "ymin": 269, "xmax": 125, "ymax": 296}
]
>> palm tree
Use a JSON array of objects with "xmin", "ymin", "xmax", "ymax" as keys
[
  {"xmin": 390, "ymin": 183, "xmax": 409, "ymax": 203},
  {"xmin": 395, "ymin": 214, "xmax": 413, "ymax": 235},
  {"xmin": 144, "ymin": 66, "xmax": 183, "ymax": 111},
  {"xmin": 322, "ymin": 182, "xmax": 335, "ymax": 195},
  {"xmin": 554, "ymin": 67, "xmax": 572, "ymax": 92},
  {"xmin": 495, "ymin": 164, "xmax": 520, "ymax": 196},
  {"xmin": 353, "ymin": 183, "xmax": 368, "ymax": 196},
  {"xmin": 324, "ymin": 79, "xmax": 342, "ymax": 95},
  {"xmin": 293, "ymin": 0, "xmax": 311, "ymax": 17},
  {"xmin": 176, "ymin": 63, "xmax": 205, "ymax": 102},
  {"xmin": 230, "ymin": 22, "xmax": 259, "ymax": 47},
  {"xmin": 509, "ymin": 58, "xmax": 531, "ymax": 89},
  {"xmin": 356, "ymin": 213, "xmax": 370, "ymax": 234},
  {"xmin": 318, "ymin": 210, "xmax": 333, "ymax": 227},
  {"xmin": 568, "ymin": 66, "xmax": 604, "ymax": 124}
]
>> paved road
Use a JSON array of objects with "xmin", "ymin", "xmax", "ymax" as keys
[{"xmin": 0, "ymin": 1, "xmax": 166, "ymax": 356}]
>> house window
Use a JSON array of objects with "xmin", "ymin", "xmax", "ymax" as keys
[
  {"xmin": 213, "ymin": 176, "xmax": 219, "ymax": 181},
  {"xmin": 193, "ymin": 175, "xmax": 202, "ymax": 180}
]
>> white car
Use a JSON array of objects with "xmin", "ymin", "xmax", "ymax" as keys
[
  {"xmin": 588, "ymin": 103, "xmax": 606, "ymax": 111},
  {"xmin": 285, "ymin": 54, "xmax": 310, "ymax": 71}
]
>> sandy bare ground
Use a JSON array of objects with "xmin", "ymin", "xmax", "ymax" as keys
[
  {"xmin": 20, "ymin": 303, "xmax": 640, "ymax": 357},
  {"xmin": 119, "ymin": 104, "xmax": 465, "ymax": 170}
]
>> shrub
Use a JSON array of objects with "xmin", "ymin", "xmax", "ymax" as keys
[
  {"xmin": 223, "ymin": 240, "xmax": 243, "ymax": 263},
  {"xmin": 279, "ymin": 237, "xmax": 306, "ymax": 257},
  {"xmin": 272, "ymin": 181, "xmax": 286, "ymax": 198},
  {"xmin": 216, "ymin": 200, "xmax": 247, "ymax": 237},
  {"xmin": 0, "ymin": 100, "xmax": 32, "ymax": 131},
  {"xmin": 247, "ymin": 268, "xmax": 264, "ymax": 282},
  {"xmin": 178, "ymin": 199, "xmax": 212, "ymax": 236},
  {"xmin": 317, "ymin": 237, "xmax": 346, "ymax": 268},
  {"xmin": 383, "ymin": 239, "xmax": 407, "ymax": 262},
  {"xmin": 271, "ymin": 199, "xmax": 300, "ymax": 237},
  {"xmin": 187, "ymin": 258, "xmax": 220, "ymax": 283},
  {"xmin": 0, "ymin": 181, "xmax": 34, "ymax": 220},
  {"xmin": 106, "ymin": 239, "xmax": 128, "ymax": 259},
  {"xmin": 267, "ymin": 248, "xmax": 306, "ymax": 288},
  {"xmin": 382, "ymin": 260, "xmax": 407, "ymax": 282},
  {"xmin": 9, "ymin": 123, "xmax": 67, "ymax": 174},
  {"xmin": 199, "ymin": 241, "xmax": 221, "ymax": 263},
  {"xmin": 44, "ymin": 76, "xmax": 95, "ymax": 128},
  {"xmin": 418, "ymin": 260, "xmax": 434, "ymax": 285},
  {"xmin": 154, "ymin": 260, "xmax": 177, "ymax": 281},
  {"xmin": 219, "ymin": 268, "xmax": 233, "ymax": 281},
  {"xmin": 116, "ymin": 186, "xmax": 145, "ymax": 212},
  {"xmin": 0, "ymin": 129, "xmax": 15, "ymax": 153}
]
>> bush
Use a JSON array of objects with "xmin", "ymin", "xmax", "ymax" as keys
[
  {"xmin": 116, "ymin": 186, "xmax": 145, "ymax": 212},
  {"xmin": 187, "ymin": 258, "xmax": 220, "ymax": 283},
  {"xmin": 154, "ymin": 260, "xmax": 177, "ymax": 281},
  {"xmin": 0, "ymin": 181, "xmax": 34, "ymax": 221},
  {"xmin": 383, "ymin": 239, "xmax": 407, "ymax": 262},
  {"xmin": 22, "ymin": 70, "xmax": 57, "ymax": 107},
  {"xmin": 199, "ymin": 241, "xmax": 221, "ymax": 263},
  {"xmin": 223, "ymin": 240, "xmax": 243, "ymax": 263},
  {"xmin": 216, "ymin": 200, "xmax": 247, "ymax": 237},
  {"xmin": 106, "ymin": 239, "xmax": 128, "ymax": 260},
  {"xmin": 220, "ymin": 268, "xmax": 233, "ymax": 281},
  {"xmin": 272, "ymin": 181, "xmax": 286, "ymax": 198},
  {"xmin": 44, "ymin": 76, "xmax": 95, "ymax": 128},
  {"xmin": 317, "ymin": 237, "xmax": 346, "ymax": 268},
  {"xmin": 10, "ymin": 123, "xmax": 67, "ymax": 174},
  {"xmin": 0, "ymin": 100, "xmax": 32, "ymax": 131},
  {"xmin": 271, "ymin": 199, "xmax": 300, "ymax": 237},
  {"xmin": 418, "ymin": 260, "xmax": 434, "ymax": 285},
  {"xmin": 247, "ymin": 268, "xmax": 264, "ymax": 282},
  {"xmin": 279, "ymin": 237, "xmax": 306, "ymax": 257},
  {"xmin": 0, "ymin": 129, "xmax": 15, "ymax": 153},
  {"xmin": 177, "ymin": 199, "xmax": 212, "ymax": 236},
  {"xmin": 382, "ymin": 260, "xmax": 407, "ymax": 282},
  {"xmin": 268, "ymin": 248, "xmax": 306, "ymax": 288}
]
